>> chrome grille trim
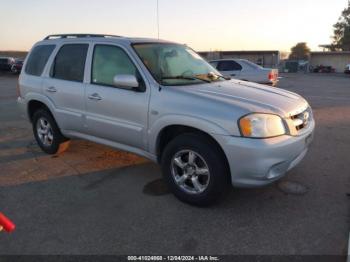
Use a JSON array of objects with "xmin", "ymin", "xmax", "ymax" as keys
[{"xmin": 290, "ymin": 107, "xmax": 312, "ymax": 132}]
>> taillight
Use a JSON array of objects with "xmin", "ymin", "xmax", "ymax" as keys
[{"xmin": 268, "ymin": 71, "xmax": 277, "ymax": 81}]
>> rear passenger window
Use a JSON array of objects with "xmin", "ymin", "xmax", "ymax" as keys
[
  {"xmin": 51, "ymin": 44, "xmax": 88, "ymax": 82},
  {"xmin": 91, "ymin": 45, "xmax": 139, "ymax": 87},
  {"xmin": 25, "ymin": 45, "xmax": 55, "ymax": 76},
  {"xmin": 217, "ymin": 61, "xmax": 242, "ymax": 71}
]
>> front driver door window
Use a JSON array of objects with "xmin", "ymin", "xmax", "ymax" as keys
[{"xmin": 92, "ymin": 45, "xmax": 143, "ymax": 87}]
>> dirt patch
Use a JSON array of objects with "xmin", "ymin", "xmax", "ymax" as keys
[{"xmin": 0, "ymin": 139, "xmax": 149, "ymax": 186}]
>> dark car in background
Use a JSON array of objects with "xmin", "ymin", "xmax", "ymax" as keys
[
  {"xmin": 345, "ymin": 64, "xmax": 350, "ymax": 74},
  {"xmin": 11, "ymin": 59, "xmax": 24, "ymax": 74},
  {"xmin": 0, "ymin": 57, "xmax": 15, "ymax": 71},
  {"xmin": 311, "ymin": 65, "xmax": 335, "ymax": 73}
]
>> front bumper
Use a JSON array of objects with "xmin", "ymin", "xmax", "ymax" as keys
[{"xmin": 213, "ymin": 121, "xmax": 315, "ymax": 188}]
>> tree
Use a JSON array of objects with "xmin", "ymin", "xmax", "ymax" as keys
[
  {"xmin": 332, "ymin": 1, "xmax": 350, "ymax": 51},
  {"xmin": 289, "ymin": 43, "xmax": 311, "ymax": 60}
]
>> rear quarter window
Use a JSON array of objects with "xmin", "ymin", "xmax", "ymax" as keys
[{"xmin": 25, "ymin": 45, "xmax": 56, "ymax": 76}]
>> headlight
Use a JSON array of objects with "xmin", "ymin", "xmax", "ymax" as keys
[{"xmin": 239, "ymin": 113, "xmax": 286, "ymax": 138}]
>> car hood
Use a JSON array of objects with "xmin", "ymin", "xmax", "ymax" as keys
[{"xmin": 181, "ymin": 79, "xmax": 308, "ymax": 116}]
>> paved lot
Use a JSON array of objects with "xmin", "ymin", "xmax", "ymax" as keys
[{"xmin": 0, "ymin": 72, "xmax": 349, "ymax": 255}]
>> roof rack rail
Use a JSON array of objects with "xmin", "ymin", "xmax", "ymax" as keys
[{"xmin": 44, "ymin": 34, "xmax": 121, "ymax": 40}]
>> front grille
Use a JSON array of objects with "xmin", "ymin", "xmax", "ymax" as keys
[{"xmin": 290, "ymin": 107, "xmax": 312, "ymax": 132}]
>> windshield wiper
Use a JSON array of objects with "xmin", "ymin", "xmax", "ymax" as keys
[
  {"xmin": 161, "ymin": 75, "xmax": 212, "ymax": 83},
  {"xmin": 208, "ymin": 72, "xmax": 231, "ymax": 80}
]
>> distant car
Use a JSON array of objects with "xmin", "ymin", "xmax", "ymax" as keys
[
  {"xmin": 11, "ymin": 59, "xmax": 24, "ymax": 74},
  {"xmin": 311, "ymin": 65, "xmax": 335, "ymax": 73},
  {"xmin": 0, "ymin": 57, "xmax": 15, "ymax": 71},
  {"xmin": 344, "ymin": 64, "xmax": 350, "ymax": 74},
  {"xmin": 209, "ymin": 59, "xmax": 279, "ymax": 86}
]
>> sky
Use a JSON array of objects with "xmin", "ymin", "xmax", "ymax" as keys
[{"xmin": 0, "ymin": 0, "xmax": 348, "ymax": 52}]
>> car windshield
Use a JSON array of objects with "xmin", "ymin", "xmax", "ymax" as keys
[{"xmin": 133, "ymin": 43, "xmax": 226, "ymax": 86}]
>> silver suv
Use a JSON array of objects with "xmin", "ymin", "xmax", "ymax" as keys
[{"xmin": 18, "ymin": 34, "xmax": 315, "ymax": 206}]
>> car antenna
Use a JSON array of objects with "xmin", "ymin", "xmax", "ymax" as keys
[
  {"xmin": 156, "ymin": 0, "xmax": 160, "ymax": 39},
  {"xmin": 156, "ymin": 0, "xmax": 161, "ymax": 91}
]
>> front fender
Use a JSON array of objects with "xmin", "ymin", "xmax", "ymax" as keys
[{"xmin": 148, "ymin": 114, "xmax": 234, "ymax": 155}]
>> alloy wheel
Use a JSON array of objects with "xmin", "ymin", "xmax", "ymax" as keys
[
  {"xmin": 36, "ymin": 117, "xmax": 54, "ymax": 146},
  {"xmin": 171, "ymin": 150, "xmax": 210, "ymax": 194}
]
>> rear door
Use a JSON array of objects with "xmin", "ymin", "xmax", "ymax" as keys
[
  {"xmin": 84, "ymin": 43, "xmax": 150, "ymax": 150},
  {"xmin": 216, "ymin": 60, "xmax": 242, "ymax": 78},
  {"xmin": 42, "ymin": 43, "xmax": 89, "ymax": 132}
]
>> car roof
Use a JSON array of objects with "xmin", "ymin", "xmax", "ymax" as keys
[
  {"xmin": 209, "ymin": 58, "xmax": 247, "ymax": 62},
  {"xmin": 36, "ymin": 34, "xmax": 179, "ymax": 46},
  {"xmin": 209, "ymin": 58, "xmax": 244, "ymax": 62}
]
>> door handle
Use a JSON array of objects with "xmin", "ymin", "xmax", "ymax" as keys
[
  {"xmin": 88, "ymin": 93, "xmax": 102, "ymax": 101},
  {"xmin": 230, "ymin": 74, "xmax": 236, "ymax": 76},
  {"xmin": 46, "ymin": 86, "xmax": 57, "ymax": 93}
]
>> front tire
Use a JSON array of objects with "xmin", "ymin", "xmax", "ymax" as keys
[
  {"xmin": 32, "ymin": 109, "xmax": 68, "ymax": 154},
  {"xmin": 161, "ymin": 133, "xmax": 230, "ymax": 206}
]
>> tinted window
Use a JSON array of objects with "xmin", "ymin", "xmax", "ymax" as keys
[
  {"xmin": 25, "ymin": 45, "xmax": 55, "ymax": 76},
  {"xmin": 51, "ymin": 44, "xmax": 88, "ymax": 82},
  {"xmin": 92, "ymin": 45, "xmax": 141, "ymax": 87},
  {"xmin": 217, "ymin": 60, "xmax": 242, "ymax": 71}
]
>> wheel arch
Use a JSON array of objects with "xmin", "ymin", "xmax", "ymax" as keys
[
  {"xmin": 155, "ymin": 125, "xmax": 230, "ymax": 177},
  {"xmin": 26, "ymin": 95, "xmax": 60, "ymax": 129}
]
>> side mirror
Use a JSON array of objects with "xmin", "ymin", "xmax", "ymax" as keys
[{"xmin": 113, "ymin": 74, "xmax": 139, "ymax": 90}]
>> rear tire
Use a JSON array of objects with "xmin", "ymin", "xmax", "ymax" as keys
[
  {"xmin": 32, "ymin": 109, "xmax": 69, "ymax": 154},
  {"xmin": 161, "ymin": 133, "xmax": 230, "ymax": 206}
]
